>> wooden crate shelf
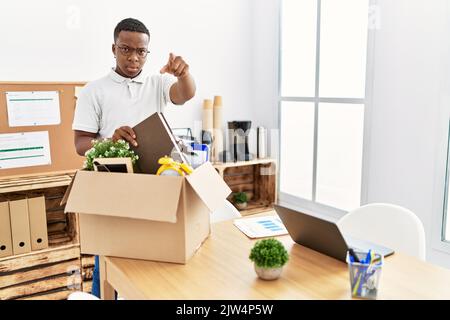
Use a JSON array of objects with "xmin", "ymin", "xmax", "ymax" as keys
[
  {"xmin": 4, "ymin": 274, "xmax": 82, "ymax": 300},
  {"xmin": 81, "ymin": 255, "xmax": 95, "ymax": 276},
  {"xmin": 213, "ymin": 159, "xmax": 277, "ymax": 216},
  {"xmin": 0, "ymin": 244, "xmax": 82, "ymax": 300},
  {"xmin": 0, "ymin": 171, "xmax": 88, "ymax": 300},
  {"xmin": 0, "ymin": 171, "xmax": 74, "ymax": 194},
  {"xmin": 82, "ymin": 280, "xmax": 93, "ymax": 294},
  {"xmin": 81, "ymin": 254, "xmax": 95, "ymax": 293}
]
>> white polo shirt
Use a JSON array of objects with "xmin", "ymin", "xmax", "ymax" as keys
[{"xmin": 72, "ymin": 68, "xmax": 177, "ymax": 139}]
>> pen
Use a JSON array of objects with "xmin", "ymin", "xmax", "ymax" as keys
[
  {"xmin": 349, "ymin": 249, "xmax": 363, "ymax": 296},
  {"xmin": 363, "ymin": 249, "xmax": 372, "ymax": 264}
]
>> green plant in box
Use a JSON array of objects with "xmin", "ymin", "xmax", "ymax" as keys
[
  {"xmin": 84, "ymin": 138, "xmax": 139, "ymax": 171},
  {"xmin": 249, "ymin": 238, "xmax": 289, "ymax": 280}
]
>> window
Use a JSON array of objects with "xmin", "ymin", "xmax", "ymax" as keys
[{"xmin": 279, "ymin": 0, "xmax": 370, "ymax": 213}]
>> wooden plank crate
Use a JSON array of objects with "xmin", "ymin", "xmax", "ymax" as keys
[
  {"xmin": 0, "ymin": 245, "xmax": 82, "ymax": 300},
  {"xmin": 213, "ymin": 159, "xmax": 277, "ymax": 216},
  {"xmin": 0, "ymin": 171, "xmax": 87, "ymax": 300},
  {"xmin": 81, "ymin": 254, "xmax": 95, "ymax": 294}
]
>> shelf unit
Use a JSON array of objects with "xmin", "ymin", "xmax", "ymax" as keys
[
  {"xmin": 213, "ymin": 159, "xmax": 277, "ymax": 216},
  {"xmin": 0, "ymin": 171, "xmax": 92, "ymax": 300}
]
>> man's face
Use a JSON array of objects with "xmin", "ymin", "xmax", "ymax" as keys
[{"xmin": 112, "ymin": 31, "xmax": 149, "ymax": 78}]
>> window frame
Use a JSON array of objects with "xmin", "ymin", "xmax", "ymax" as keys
[
  {"xmin": 431, "ymin": 118, "xmax": 450, "ymax": 255},
  {"xmin": 428, "ymin": 2, "xmax": 450, "ymax": 257}
]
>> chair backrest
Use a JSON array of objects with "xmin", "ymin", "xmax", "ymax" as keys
[
  {"xmin": 210, "ymin": 200, "xmax": 242, "ymax": 223},
  {"xmin": 337, "ymin": 203, "xmax": 426, "ymax": 260}
]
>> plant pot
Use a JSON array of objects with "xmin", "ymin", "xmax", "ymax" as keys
[
  {"xmin": 235, "ymin": 202, "xmax": 247, "ymax": 210},
  {"xmin": 254, "ymin": 264, "xmax": 283, "ymax": 280}
]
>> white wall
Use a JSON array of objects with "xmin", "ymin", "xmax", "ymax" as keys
[
  {"xmin": 251, "ymin": 0, "xmax": 281, "ymax": 158},
  {"xmin": 0, "ymin": 0, "xmax": 255, "ymax": 140}
]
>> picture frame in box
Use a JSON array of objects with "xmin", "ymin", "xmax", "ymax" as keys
[{"xmin": 93, "ymin": 157, "xmax": 134, "ymax": 173}]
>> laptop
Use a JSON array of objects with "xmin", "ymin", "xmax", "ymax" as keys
[{"xmin": 274, "ymin": 204, "xmax": 394, "ymax": 262}]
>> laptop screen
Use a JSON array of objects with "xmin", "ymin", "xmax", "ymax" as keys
[
  {"xmin": 274, "ymin": 204, "xmax": 394, "ymax": 262},
  {"xmin": 274, "ymin": 204, "xmax": 350, "ymax": 262}
]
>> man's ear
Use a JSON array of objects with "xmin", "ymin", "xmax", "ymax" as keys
[{"xmin": 112, "ymin": 44, "xmax": 116, "ymax": 56}]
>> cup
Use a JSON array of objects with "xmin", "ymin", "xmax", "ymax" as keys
[{"xmin": 346, "ymin": 250, "xmax": 383, "ymax": 299}]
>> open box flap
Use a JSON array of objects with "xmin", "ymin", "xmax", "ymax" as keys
[
  {"xmin": 185, "ymin": 162, "xmax": 232, "ymax": 212},
  {"xmin": 64, "ymin": 171, "xmax": 183, "ymax": 223}
]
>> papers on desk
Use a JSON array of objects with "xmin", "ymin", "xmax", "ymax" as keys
[{"xmin": 233, "ymin": 215, "xmax": 288, "ymax": 239}]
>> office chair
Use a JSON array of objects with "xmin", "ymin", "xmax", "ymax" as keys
[
  {"xmin": 210, "ymin": 200, "xmax": 242, "ymax": 223},
  {"xmin": 337, "ymin": 203, "xmax": 426, "ymax": 260}
]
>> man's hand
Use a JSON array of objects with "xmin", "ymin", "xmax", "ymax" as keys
[
  {"xmin": 160, "ymin": 53, "xmax": 190, "ymax": 78},
  {"xmin": 160, "ymin": 53, "xmax": 196, "ymax": 105},
  {"xmin": 112, "ymin": 126, "xmax": 138, "ymax": 147}
]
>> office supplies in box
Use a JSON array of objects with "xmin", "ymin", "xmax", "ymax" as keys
[
  {"xmin": 62, "ymin": 162, "xmax": 231, "ymax": 263},
  {"xmin": 186, "ymin": 143, "xmax": 209, "ymax": 169},
  {"xmin": 130, "ymin": 112, "xmax": 188, "ymax": 174},
  {"xmin": 156, "ymin": 156, "xmax": 193, "ymax": 176},
  {"xmin": 93, "ymin": 157, "xmax": 134, "ymax": 173}
]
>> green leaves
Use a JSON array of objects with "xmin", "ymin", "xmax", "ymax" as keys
[
  {"xmin": 83, "ymin": 139, "xmax": 139, "ymax": 171},
  {"xmin": 233, "ymin": 192, "xmax": 248, "ymax": 204},
  {"xmin": 249, "ymin": 238, "xmax": 289, "ymax": 268}
]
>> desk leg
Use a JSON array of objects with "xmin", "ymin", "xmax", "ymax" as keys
[{"xmin": 99, "ymin": 256, "xmax": 115, "ymax": 300}]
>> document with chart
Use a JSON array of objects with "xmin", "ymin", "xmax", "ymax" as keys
[
  {"xmin": 233, "ymin": 215, "xmax": 288, "ymax": 239},
  {"xmin": 6, "ymin": 91, "xmax": 61, "ymax": 127},
  {"xmin": 0, "ymin": 131, "xmax": 51, "ymax": 169}
]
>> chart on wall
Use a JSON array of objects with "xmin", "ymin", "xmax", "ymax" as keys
[
  {"xmin": 6, "ymin": 91, "xmax": 61, "ymax": 127},
  {"xmin": 0, "ymin": 131, "xmax": 52, "ymax": 169}
]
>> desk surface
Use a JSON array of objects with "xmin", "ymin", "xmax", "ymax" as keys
[{"xmin": 101, "ymin": 212, "xmax": 450, "ymax": 300}]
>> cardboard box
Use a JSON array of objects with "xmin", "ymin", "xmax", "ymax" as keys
[
  {"xmin": 0, "ymin": 202, "xmax": 13, "ymax": 258},
  {"xmin": 63, "ymin": 162, "xmax": 231, "ymax": 263},
  {"xmin": 9, "ymin": 199, "xmax": 32, "ymax": 255},
  {"xmin": 28, "ymin": 196, "xmax": 49, "ymax": 251}
]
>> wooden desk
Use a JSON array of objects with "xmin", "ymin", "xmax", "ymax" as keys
[{"xmin": 99, "ymin": 212, "xmax": 450, "ymax": 300}]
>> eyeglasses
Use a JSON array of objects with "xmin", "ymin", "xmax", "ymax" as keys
[{"xmin": 116, "ymin": 45, "xmax": 150, "ymax": 58}]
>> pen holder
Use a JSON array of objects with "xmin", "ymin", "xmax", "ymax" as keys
[{"xmin": 346, "ymin": 250, "xmax": 383, "ymax": 300}]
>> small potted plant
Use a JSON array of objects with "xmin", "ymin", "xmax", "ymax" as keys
[
  {"xmin": 249, "ymin": 238, "xmax": 289, "ymax": 280},
  {"xmin": 233, "ymin": 192, "xmax": 248, "ymax": 210},
  {"xmin": 84, "ymin": 138, "xmax": 139, "ymax": 171}
]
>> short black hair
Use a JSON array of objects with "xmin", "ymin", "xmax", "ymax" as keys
[{"xmin": 114, "ymin": 18, "xmax": 150, "ymax": 42}]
